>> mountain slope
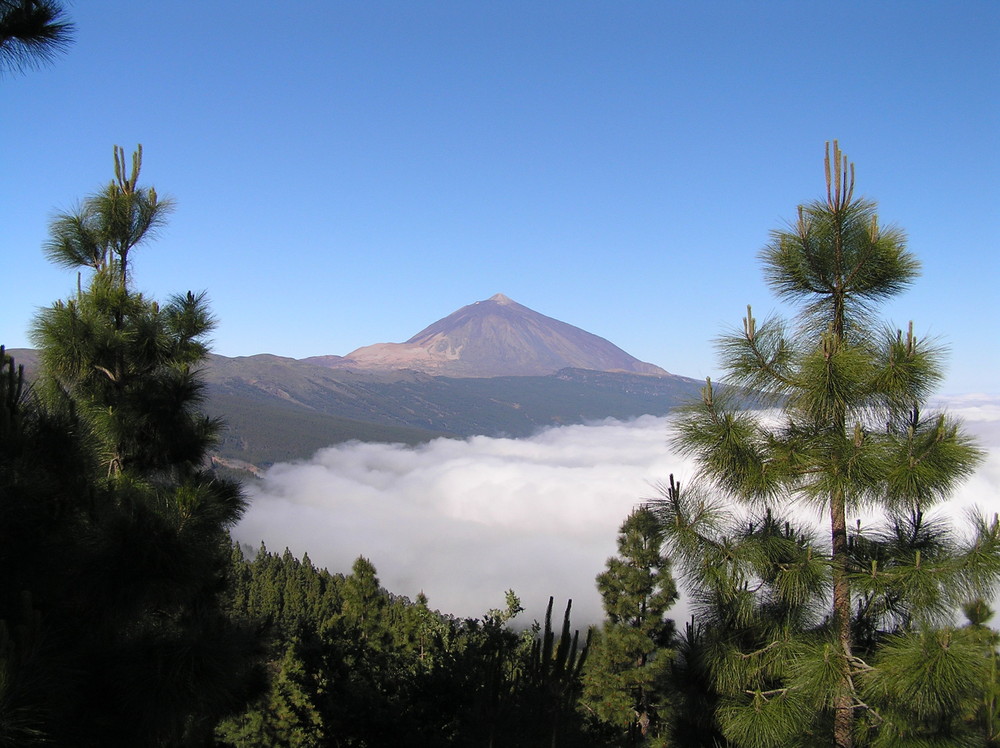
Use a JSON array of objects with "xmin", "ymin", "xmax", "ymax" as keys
[
  {"xmin": 306, "ymin": 293, "xmax": 668, "ymax": 378},
  {"xmin": 201, "ymin": 357, "xmax": 704, "ymax": 467}
]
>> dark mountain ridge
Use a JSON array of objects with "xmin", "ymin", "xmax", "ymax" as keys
[{"xmin": 198, "ymin": 354, "xmax": 703, "ymax": 467}]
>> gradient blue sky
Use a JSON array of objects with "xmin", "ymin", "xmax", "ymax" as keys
[{"xmin": 4, "ymin": 1, "xmax": 997, "ymax": 394}]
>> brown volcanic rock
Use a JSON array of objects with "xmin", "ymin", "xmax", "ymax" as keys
[{"xmin": 308, "ymin": 294, "xmax": 668, "ymax": 378}]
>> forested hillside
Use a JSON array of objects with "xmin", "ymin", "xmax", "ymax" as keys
[
  {"xmin": 218, "ymin": 545, "xmax": 605, "ymax": 746},
  {"xmin": 198, "ymin": 360, "xmax": 705, "ymax": 470}
]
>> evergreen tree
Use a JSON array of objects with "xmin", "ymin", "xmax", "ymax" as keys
[
  {"xmin": 962, "ymin": 600, "xmax": 1000, "ymax": 745},
  {"xmin": 0, "ymin": 347, "xmax": 90, "ymax": 744},
  {"xmin": 656, "ymin": 142, "xmax": 999, "ymax": 748},
  {"xmin": 582, "ymin": 507, "xmax": 677, "ymax": 745},
  {"xmin": 401, "ymin": 591, "xmax": 445, "ymax": 667},
  {"xmin": 0, "ymin": 0, "xmax": 72, "ymax": 75},
  {"xmin": 457, "ymin": 590, "xmax": 532, "ymax": 747},
  {"xmin": 218, "ymin": 638, "xmax": 325, "ymax": 748},
  {"xmin": 339, "ymin": 556, "xmax": 389, "ymax": 646},
  {"xmin": 665, "ymin": 618, "xmax": 727, "ymax": 747},
  {"xmin": 219, "ymin": 545, "xmax": 617, "ymax": 747},
  {"xmin": 32, "ymin": 144, "xmax": 219, "ymax": 479},
  {"xmin": 14, "ymin": 146, "xmax": 260, "ymax": 744},
  {"xmin": 655, "ymin": 478, "xmax": 832, "ymax": 747},
  {"xmin": 521, "ymin": 597, "xmax": 591, "ymax": 747}
]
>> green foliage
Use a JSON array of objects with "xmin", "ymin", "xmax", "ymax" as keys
[
  {"xmin": 219, "ymin": 547, "xmax": 610, "ymax": 747},
  {"xmin": 962, "ymin": 601, "xmax": 1000, "ymax": 746},
  {"xmin": 860, "ymin": 627, "xmax": 987, "ymax": 745},
  {"xmin": 219, "ymin": 637, "xmax": 325, "ymax": 747},
  {"xmin": 339, "ymin": 556, "xmax": 389, "ymax": 644},
  {"xmin": 0, "ymin": 0, "xmax": 72, "ymax": 75},
  {"xmin": 43, "ymin": 144, "xmax": 173, "ymax": 281},
  {"xmin": 654, "ymin": 478, "xmax": 830, "ymax": 746},
  {"xmin": 522, "ymin": 597, "xmax": 592, "ymax": 746},
  {"xmin": 657, "ymin": 142, "xmax": 996, "ymax": 747},
  {"xmin": 666, "ymin": 618, "xmax": 728, "ymax": 747},
  {"xmin": 583, "ymin": 507, "xmax": 677, "ymax": 745},
  {"xmin": 29, "ymin": 147, "xmax": 221, "ymax": 481},
  {"xmin": 0, "ymin": 348, "xmax": 81, "ymax": 743},
  {"xmin": 0, "ymin": 149, "xmax": 261, "ymax": 744},
  {"xmin": 0, "ymin": 345, "xmax": 263, "ymax": 745}
]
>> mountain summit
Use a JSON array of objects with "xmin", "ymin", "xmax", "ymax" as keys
[{"xmin": 307, "ymin": 294, "xmax": 668, "ymax": 378}]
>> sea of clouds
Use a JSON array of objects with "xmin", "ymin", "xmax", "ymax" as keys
[{"xmin": 233, "ymin": 395, "xmax": 1000, "ymax": 627}]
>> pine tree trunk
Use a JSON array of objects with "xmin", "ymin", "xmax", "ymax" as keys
[
  {"xmin": 830, "ymin": 210, "xmax": 854, "ymax": 748},
  {"xmin": 831, "ymin": 488, "xmax": 853, "ymax": 748}
]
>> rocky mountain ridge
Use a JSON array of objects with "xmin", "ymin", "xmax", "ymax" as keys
[{"xmin": 304, "ymin": 293, "xmax": 668, "ymax": 378}]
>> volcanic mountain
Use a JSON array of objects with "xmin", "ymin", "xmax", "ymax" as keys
[{"xmin": 305, "ymin": 293, "xmax": 668, "ymax": 378}]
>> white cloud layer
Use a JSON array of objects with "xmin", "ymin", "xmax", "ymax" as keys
[{"xmin": 234, "ymin": 397, "xmax": 1000, "ymax": 627}]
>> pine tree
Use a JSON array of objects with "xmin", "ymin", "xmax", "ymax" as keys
[
  {"xmin": 582, "ymin": 507, "xmax": 677, "ymax": 745},
  {"xmin": 0, "ymin": 347, "xmax": 88, "ymax": 744},
  {"xmin": 0, "ymin": 0, "xmax": 72, "ymax": 75},
  {"xmin": 20, "ymin": 146, "xmax": 260, "ymax": 744},
  {"xmin": 32, "ymin": 145, "xmax": 220, "ymax": 479},
  {"xmin": 265, "ymin": 639, "xmax": 326, "ymax": 747},
  {"xmin": 339, "ymin": 556, "xmax": 389, "ymax": 646},
  {"xmin": 665, "ymin": 618, "xmax": 727, "ymax": 747},
  {"xmin": 466, "ymin": 590, "xmax": 532, "ymax": 747},
  {"xmin": 963, "ymin": 600, "xmax": 1000, "ymax": 744},
  {"xmin": 656, "ymin": 142, "xmax": 998, "ymax": 748},
  {"xmin": 520, "ymin": 597, "xmax": 591, "ymax": 747}
]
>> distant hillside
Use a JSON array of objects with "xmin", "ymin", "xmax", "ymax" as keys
[
  {"xmin": 201, "ymin": 390, "xmax": 447, "ymax": 468},
  {"xmin": 4, "ymin": 347, "xmax": 38, "ymax": 374},
  {"xmin": 200, "ymin": 352, "xmax": 703, "ymax": 469},
  {"xmin": 306, "ymin": 293, "xmax": 668, "ymax": 378}
]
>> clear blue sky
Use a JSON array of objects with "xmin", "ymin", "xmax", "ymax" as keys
[{"xmin": 4, "ymin": 1, "xmax": 997, "ymax": 394}]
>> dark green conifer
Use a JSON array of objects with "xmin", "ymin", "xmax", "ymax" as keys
[
  {"xmin": 582, "ymin": 507, "xmax": 677, "ymax": 745},
  {"xmin": 963, "ymin": 600, "xmax": 1000, "ymax": 744},
  {"xmin": 340, "ymin": 556, "xmax": 389, "ymax": 645},
  {"xmin": 266, "ymin": 639, "xmax": 326, "ymax": 747},
  {"xmin": 0, "ymin": 0, "xmax": 72, "ymax": 74},
  {"xmin": 523, "ymin": 597, "xmax": 591, "ymax": 747},
  {"xmin": 13, "ymin": 146, "xmax": 261, "ymax": 744}
]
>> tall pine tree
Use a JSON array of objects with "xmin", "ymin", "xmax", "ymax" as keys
[
  {"xmin": 21, "ymin": 145, "xmax": 260, "ymax": 744},
  {"xmin": 657, "ymin": 142, "xmax": 998, "ymax": 748}
]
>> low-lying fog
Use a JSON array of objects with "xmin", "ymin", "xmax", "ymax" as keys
[{"xmin": 233, "ymin": 395, "xmax": 1000, "ymax": 627}]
